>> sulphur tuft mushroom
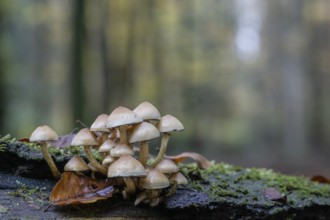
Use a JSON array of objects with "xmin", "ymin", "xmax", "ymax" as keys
[
  {"xmin": 135, "ymin": 168, "xmax": 170, "ymax": 206},
  {"xmin": 154, "ymin": 158, "xmax": 179, "ymax": 175},
  {"xmin": 90, "ymin": 113, "xmax": 111, "ymax": 143},
  {"xmin": 107, "ymin": 155, "xmax": 146, "ymax": 194},
  {"xmin": 128, "ymin": 122, "xmax": 160, "ymax": 167},
  {"xmin": 133, "ymin": 101, "xmax": 161, "ymax": 122},
  {"xmin": 106, "ymin": 106, "xmax": 143, "ymax": 144},
  {"xmin": 64, "ymin": 155, "xmax": 90, "ymax": 173},
  {"xmin": 30, "ymin": 125, "xmax": 61, "ymax": 179},
  {"xmin": 151, "ymin": 114, "xmax": 184, "ymax": 167},
  {"xmin": 71, "ymin": 128, "xmax": 107, "ymax": 175}
]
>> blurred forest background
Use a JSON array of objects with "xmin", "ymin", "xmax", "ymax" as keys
[{"xmin": 0, "ymin": 0, "xmax": 329, "ymax": 176}]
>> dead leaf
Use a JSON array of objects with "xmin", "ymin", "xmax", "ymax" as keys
[
  {"xmin": 311, "ymin": 175, "xmax": 330, "ymax": 184},
  {"xmin": 264, "ymin": 187, "xmax": 287, "ymax": 203},
  {"xmin": 48, "ymin": 133, "xmax": 77, "ymax": 148},
  {"xmin": 50, "ymin": 172, "xmax": 114, "ymax": 205},
  {"xmin": 165, "ymin": 152, "xmax": 211, "ymax": 169}
]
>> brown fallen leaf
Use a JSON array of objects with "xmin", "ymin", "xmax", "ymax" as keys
[
  {"xmin": 50, "ymin": 172, "xmax": 114, "ymax": 205},
  {"xmin": 165, "ymin": 152, "xmax": 211, "ymax": 169},
  {"xmin": 264, "ymin": 187, "xmax": 287, "ymax": 203}
]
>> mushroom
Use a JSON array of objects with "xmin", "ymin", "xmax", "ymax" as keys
[
  {"xmin": 64, "ymin": 155, "xmax": 90, "ymax": 172},
  {"xmin": 107, "ymin": 155, "xmax": 146, "ymax": 194},
  {"xmin": 128, "ymin": 122, "xmax": 160, "ymax": 167},
  {"xmin": 71, "ymin": 128, "xmax": 107, "ymax": 175},
  {"xmin": 169, "ymin": 172, "xmax": 188, "ymax": 185},
  {"xmin": 166, "ymin": 171, "xmax": 188, "ymax": 197},
  {"xmin": 154, "ymin": 159, "xmax": 179, "ymax": 175},
  {"xmin": 90, "ymin": 113, "xmax": 111, "ymax": 143},
  {"xmin": 135, "ymin": 168, "xmax": 170, "ymax": 206},
  {"xmin": 98, "ymin": 139, "xmax": 116, "ymax": 159},
  {"xmin": 151, "ymin": 114, "xmax": 184, "ymax": 167},
  {"xmin": 110, "ymin": 143, "xmax": 134, "ymax": 157},
  {"xmin": 30, "ymin": 125, "xmax": 61, "ymax": 179},
  {"xmin": 133, "ymin": 101, "xmax": 161, "ymax": 123},
  {"xmin": 106, "ymin": 106, "xmax": 143, "ymax": 145},
  {"xmin": 102, "ymin": 155, "xmax": 116, "ymax": 166}
]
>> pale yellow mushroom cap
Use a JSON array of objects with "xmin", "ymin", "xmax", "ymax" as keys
[
  {"xmin": 133, "ymin": 101, "xmax": 161, "ymax": 121},
  {"xmin": 106, "ymin": 106, "xmax": 143, "ymax": 129},
  {"xmin": 30, "ymin": 125, "xmax": 58, "ymax": 142},
  {"xmin": 128, "ymin": 122, "xmax": 160, "ymax": 143},
  {"xmin": 98, "ymin": 139, "xmax": 116, "ymax": 153},
  {"xmin": 90, "ymin": 114, "xmax": 109, "ymax": 132},
  {"xmin": 110, "ymin": 143, "xmax": 134, "ymax": 157},
  {"xmin": 169, "ymin": 172, "xmax": 188, "ymax": 185},
  {"xmin": 64, "ymin": 155, "xmax": 90, "ymax": 172},
  {"xmin": 71, "ymin": 128, "xmax": 98, "ymax": 146},
  {"xmin": 107, "ymin": 155, "xmax": 146, "ymax": 177},
  {"xmin": 102, "ymin": 155, "xmax": 116, "ymax": 166},
  {"xmin": 139, "ymin": 168, "xmax": 170, "ymax": 189},
  {"xmin": 155, "ymin": 159, "xmax": 179, "ymax": 174},
  {"xmin": 156, "ymin": 114, "xmax": 184, "ymax": 133}
]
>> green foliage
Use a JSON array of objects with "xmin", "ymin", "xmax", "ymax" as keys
[
  {"xmin": 181, "ymin": 162, "xmax": 330, "ymax": 208},
  {"xmin": 0, "ymin": 134, "xmax": 16, "ymax": 151},
  {"xmin": 8, "ymin": 180, "xmax": 49, "ymax": 207}
]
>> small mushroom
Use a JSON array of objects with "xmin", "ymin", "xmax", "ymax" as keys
[
  {"xmin": 154, "ymin": 159, "xmax": 179, "ymax": 175},
  {"xmin": 106, "ymin": 106, "xmax": 143, "ymax": 144},
  {"xmin": 90, "ymin": 113, "xmax": 111, "ymax": 143},
  {"xmin": 98, "ymin": 139, "xmax": 116, "ymax": 159},
  {"xmin": 151, "ymin": 114, "xmax": 184, "ymax": 167},
  {"xmin": 133, "ymin": 101, "xmax": 161, "ymax": 123},
  {"xmin": 71, "ymin": 128, "xmax": 107, "ymax": 175},
  {"xmin": 135, "ymin": 168, "xmax": 170, "ymax": 206},
  {"xmin": 110, "ymin": 143, "xmax": 134, "ymax": 157},
  {"xmin": 30, "ymin": 125, "xmax": 61, "ymax": 179},
  {"xmin": 64, "ymin": 155, "xmax": 90, "ymax": 172},
  {"xmin": 107, "ymin": 155, "xmax": 146, "ymax": 193},
  {"xmin": 128, "ymin": 122, "xmax": 160, "ymax": 167}
]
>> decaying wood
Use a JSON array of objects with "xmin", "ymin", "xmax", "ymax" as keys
[{"xmin": 1, "ymin": 141, "xmax": 330, "ymax": 219}]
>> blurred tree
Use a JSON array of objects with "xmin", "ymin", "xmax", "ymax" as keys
[{"xmin": 71, "ymin": 0, "xmax": 86, "ymax": 125}]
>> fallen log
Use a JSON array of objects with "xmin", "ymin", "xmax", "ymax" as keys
[{"xmin": 0, "ymin": 139, "xmax": 330, "ymax": 219}]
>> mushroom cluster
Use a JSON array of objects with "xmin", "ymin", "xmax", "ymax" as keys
[{"xmin": 30, "ymin": 101, "xmax": 188, "ymax": 206}]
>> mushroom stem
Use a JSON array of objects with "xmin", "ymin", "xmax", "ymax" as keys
[
  {"xmin": 139, "ymin": 141, "xmax": 149, "ymax": 167},
  {"xmin": 83, "ymin": 146, "xmax": 107, "ymax": 175},
  {"xmin": 119, "ymin": 126, "xmax": 127, "ymax": 144},
  {"xmin": 39, "ymin": 142, "xmax": 61, "ymax": 179},
  {"xmin": 134, "ymin": 191, "xmax": 147, "ymax": 206},
  {"xmin": 123, "ymin": 177, "xmax": 136, "ymax": 193},
  {"xmin": 150, "ymin": 133, "xmax": 171, "ymax": 168}
]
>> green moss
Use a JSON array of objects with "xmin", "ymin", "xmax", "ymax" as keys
[
  {"xmin": 0, "ymin": 134, "xmax": 16, "ymax": 151},
  {"xmin": 181, "ymin": 162, "xmax": 330, "ymax": 208},
  {"xmin": 8, "ymin": 180, "xmax": 49, "ymax": 208}
]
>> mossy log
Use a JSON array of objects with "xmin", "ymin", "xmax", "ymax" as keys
[{"xmin": 1, "ymin": 140, "xmax": 330, "ymax": 219}]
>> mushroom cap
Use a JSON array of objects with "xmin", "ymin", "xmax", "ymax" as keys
[
  {"xmin": 133, "ymin": 101, "xmax": 161, "ymax": 121},
  {"xmin": 107, "ymin": 155, "xmax": 146, "ymax": 178},
  {"xmin": 64, "ymin": 155, "xmax": 90, "ymax": 172},
  {"xmin": 156, "ymin": 114, "xmax": 184, "ymax": 133},
  {"xmin": 71, "ymin": 128, "xmax": 98, "ymax": 146},
  {"xmin": 30, "ymin": 125, "xmax": 58, "ymax": 142},
  {"xmin": 169, "ymin": 172, "xmax": 188, "ymax": 185},
  {"xmin": 102, "ymin": 155, "xmax": 116, "ymax": 165},
  {"xmin": 110, "ymin": 143, "xmax": 134, "ymax": 157},
  {"xmin": 98, "ymin": 139, "xmax": 116, "ymax": 153},
  {"xmin": 155, "ymin": 159, "xmax": 179, "ymax": 174},
  {"xmin": 128, "ymin": 122, "xmax": 160, "ymax": 143},
  {"xmin": 139, "ymin": 169, "xmax": 170, "ymax": 189},
  {"xmin": 90, "ymin": 114, "xmax": 109, "ymax": 132},
  {"xmin": 106, "ymin": 106, "xmax": 143, "ymax": 129}
]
